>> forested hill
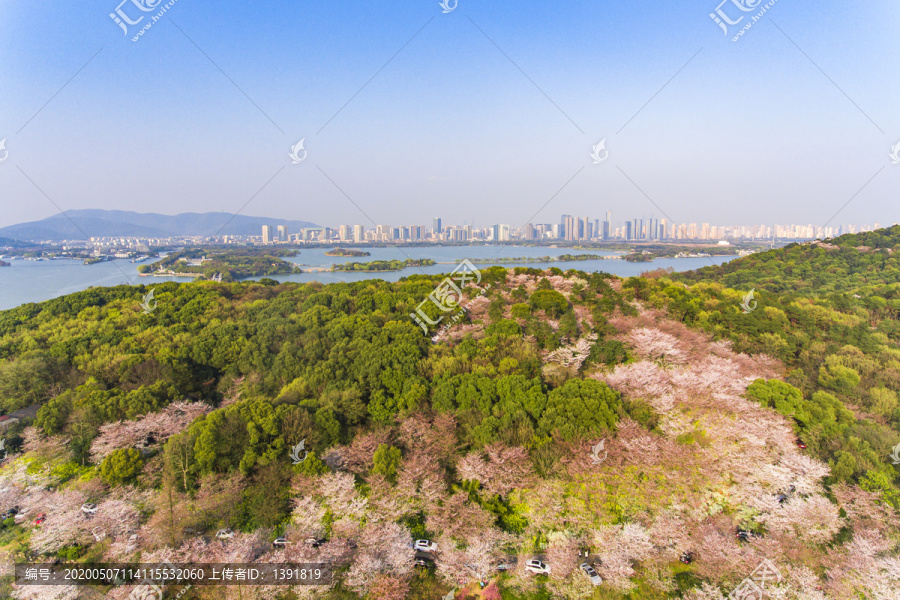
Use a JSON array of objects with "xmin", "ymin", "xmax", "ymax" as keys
[
  {"xmin": 678, "ymin": 224, "xmax": 900, "ymax": 293},
  {"xmin": 0, "ymin": 254, "xmax": 898, "ymax": 597},
  {"xmin": 635, "ymin": 225, "xmax": 900, "ymax": 513}
]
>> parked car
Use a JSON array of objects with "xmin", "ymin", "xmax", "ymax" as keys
[
  {"xmin": 81, "ymin": 503, "xmax": 98, "ymax": 515},
  {"xmin": 272, "ymin": 537, "xmax": 291, "ymax": 548},
  {"xmin": 736, "ymin": 528, "xmax": 757, "ymax": 542},
  {"xmin": 13, "ymin": 508, "xmax": 30, "ymax": 521},
  {"xmin": 496, "ymin": 562, "xmax": 516, "ymax": 571},
  {"xmin": 796, "ymin": 439, "xmax": 807, "ymax": 449},
  {"xmin": 680, "ymin": 552, "xmax": 694, "ymax": 565},
  {"xmin": 305, "ymin": 537, "xmax": 326, "ymax": 548},
  {"xmin": 524, "ymin": 559, "xmax": 550, "ymax": 575},
  {"xmin": 580, "ymin": 563, "xmax": 602, "ymax": 586},
  {"xmin": 215, "ymin": 528, "xmax": 234, "ymax": 540},
  {"xmin": 413, "ymin": 558, "xmax": 433, "ymax": 568},
  {"xmin": 413, "ymin": 539, "xmax": 438, "ymax": 553},
  {"xmin": 33, "ymin": 513, "xmax": 47, "ymax": 526},
  {"xmin": 1, "ymin": 506, "xmax": 20, "ymax": 520}
]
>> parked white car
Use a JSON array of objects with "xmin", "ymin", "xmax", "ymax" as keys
[
  {"xmin": 215, "ymin": 528, "xmax": 234, "ymax": 540},
  {"xmin": 81, "ymin": 503, "xmax": 98, "ymax": 515},
  {"xmin": 414, "ymin": 539, "xmax": 438, "ymax": 553},
  {"xmin": 524, "ymin": 559, "xmax": 550, "ymax": 575},
  {"xmin": 272, "ymin": 537, "xmax": 291, "ymax": 547},
  {"xmin": 580, "ymin": 563, "xmax": 602, "ymax": 585}
]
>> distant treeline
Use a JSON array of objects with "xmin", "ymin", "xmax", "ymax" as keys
[
  {"xmin": 332, "ymin": 258, "xmax": 436, "ymax": 272},
  {"xmin": 468, "ymin": 254, "xmax": 611, "ymax": 264}
]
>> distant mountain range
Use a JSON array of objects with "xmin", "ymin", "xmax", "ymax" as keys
[{"xmin": 0, "ymin": 210, "xmax": 319, "ymax": 242}]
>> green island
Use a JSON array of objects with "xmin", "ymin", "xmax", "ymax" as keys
[
  {"xmin": 0, "ymin": 227, "xmax": 899, "ymax": 599},
  {"xmin": 331, "ymin": 257, "xmax": 436, "ymax": 271},
  {"xmin": 138, "ymin": 247, "xmax": 302, "ymax": 281},
  {"xmin": 325, "ymin": 247, "xmax": 371, "ymax": 257},
  {"xmin": 622, "ymin": 252, "xmax": 655, "ymax": 262},
  {"xmin": 468, "ymin": 253, "xmax": 611, "ymax": 264}
]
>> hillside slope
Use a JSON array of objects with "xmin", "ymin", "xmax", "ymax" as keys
[{"xmin": 0, "ymin": 257, "xmax": 897, "ymax": 599}]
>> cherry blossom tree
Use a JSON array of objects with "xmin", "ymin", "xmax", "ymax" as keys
[
  {"xmin": 757, "ymin": 495, "xmax": 843, "ymax": 544},
  {"xmin": 625, "ymin": 327, "xmax": 685, "ymax": 365},
  {"xmin": 316, "ymin": 472, "xmax": 367, "ymax": 521},
  {"xmin": 591, "ymin": 523, "xmax": 654, "ymax": 592},
  {"xmin": 366, "ymin": 473, "xmax": 408, "ymax": 522},
  {"xmin": 290, "ymin": 495, "xmax": 326, "ymax": 539},
  {"xmin": 343, "ymin": 521, "xmax": 414, "ymax": 597},
  {"xmin": 324, "ymin": 430, "xmax": 392, "ymax": 475},
  {"xmin": 426, "ymin": 493, "xmax": 494, "ymax": 542},
  {"xmin": 90, "ymin": 401, "xmax": 211, "ymax": 463},
  {"xmin": 435, "ymin": 528, "xmax": 510, "ymax": 585},
  {"xmin": 455, "ymin": 444, "xmax": 535, "ymax": 497},
  {"xmin": 544, "ymin": 532, "xmax": 580, "ymax": 581},
  {"xmin": 544, "ymin": 334, "xmax": 597, "ymax": 370},
  {"xmin": 396, "ymin": 454, "xmax": 447, "ymax": 514},
  {"xmin": 366, "ymin": 575, "xmax": 410, "ymax": 600}
]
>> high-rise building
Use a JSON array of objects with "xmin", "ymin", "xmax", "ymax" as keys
[
  {"xmin": 277, "ymin": 225, "xmax": 288, "ymax": 242},
  {"xmin": 561, "ymin": 214, "xmax": 575, "ymax": 241},
  {"xmin": 601, "ymin": 220, "xmax": 610, "ymax": 241},
  {"xmin": 625, "ymin": 222, "xmax": 633, "ymax": 240},
  {"xmin": 261, "ymin": 225, "xmax": 272, "ymax": 244},
  {"xmin": 339, "ymin": 225, "xmax": 352, "ymax": 242},
  {"xmin": 433, "ymin": 217, "xmax": 442, "ymax": 234},
  {"xmin": 353, "ymin": 224, "xmax": 365, "ymax": 243}
]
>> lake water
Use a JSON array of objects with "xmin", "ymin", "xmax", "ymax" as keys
[{"xmin": 0, "ymin": 246, "xmax": 736, "ymax": 311}]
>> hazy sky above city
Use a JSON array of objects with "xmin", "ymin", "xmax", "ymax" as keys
[{"xmin": 1, "ymin": 0, "xmax": 898, "ymax": 231}]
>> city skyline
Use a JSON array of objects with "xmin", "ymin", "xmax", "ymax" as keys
[{"xmin": 48, "ymin": 213, "xmax": 889, "ymax": 252}]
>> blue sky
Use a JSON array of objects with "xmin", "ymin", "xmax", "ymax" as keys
[{"xmin": 0, "ymin": 0, "xmax": 898, "ymax": 231}]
